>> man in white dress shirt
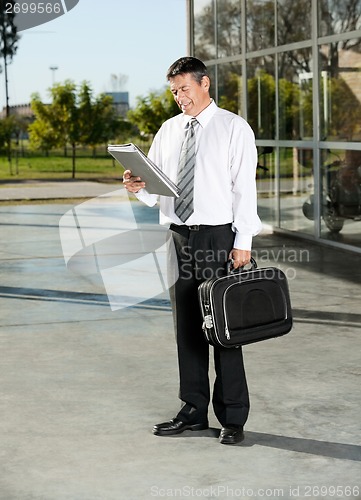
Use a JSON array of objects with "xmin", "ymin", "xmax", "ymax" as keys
[{"xmin": 124, "ymin": 57, "xmax": 262, "ymax": 445}]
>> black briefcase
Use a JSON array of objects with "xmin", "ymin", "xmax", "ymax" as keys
[{"xmin": 198, "ymin": 258, "xmax": 293, "ymax": 348}]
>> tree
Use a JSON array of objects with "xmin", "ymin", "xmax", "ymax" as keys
[
  {"xmin": 77, "ymin": 82, "xmax": 120, "ymax": 155},
  {"xmin": 0, "ymin": 115, "xmax": 21, "ymax": 173},
  {"xmin": 29, "ymin": 81, "xmax": 121, "ymax": 178},
  {"xmin": 31, "ymin": 81, "xmax": 80, "ymax": 176},
  {"xmin": 0, "ymin": 0, "xmax": 20, "ymax": 117},
  {"xmin": 127, "ymin": 88, "xmax": 179, "ymax": 137},
  {"xmin": 28, "ymin": 98, "xmax": 59, "ymax": 154}
]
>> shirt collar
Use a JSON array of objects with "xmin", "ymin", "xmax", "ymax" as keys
[{"xmin": 182, "ymin": 99, "xmax": 218, "ymax": 129}]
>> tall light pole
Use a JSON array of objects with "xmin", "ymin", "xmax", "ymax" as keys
[{"xmin": 49, "ymin": 66, "xmax": 58, "ymax": 85}]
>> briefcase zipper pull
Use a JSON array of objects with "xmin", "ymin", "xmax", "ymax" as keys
[
  {"xmin": 204, "ymin": 314, "xmax": 213, "ymax": 329},
  {"xmin": 203, "ymin": 303, "xmax": 213, "ymax": 329},
  {"xmin": 225, "ymin": 325, "xmax": 230, "ymax": 340}
]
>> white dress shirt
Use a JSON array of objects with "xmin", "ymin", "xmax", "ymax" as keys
[{"xmin": 136, "ymin": 100, "xmax": 262, "ymax": 250}]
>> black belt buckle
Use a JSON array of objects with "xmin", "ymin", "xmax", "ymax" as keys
[{"xmin": 188, "ymin": 225, "xmax": 200, "ymax": 231}]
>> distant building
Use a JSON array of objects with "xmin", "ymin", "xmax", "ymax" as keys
[
  {"xmin": 0, "ymin": 103, "xmax": 34, "ymax": 119},
  {"xmin": 105, "ymin": 92, "xmax": 129, "ymax": 117}
]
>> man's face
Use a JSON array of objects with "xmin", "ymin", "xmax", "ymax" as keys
[{"xmin": 169, "ymin": 73, "xmax": 210, "ymax": 116}]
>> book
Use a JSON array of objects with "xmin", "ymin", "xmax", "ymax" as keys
[{"xmin": 107, "ymin": 143, "xmax": 180, "ymax": 198}]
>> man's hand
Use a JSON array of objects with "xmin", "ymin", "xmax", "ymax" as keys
[
  {"xmin": 228, "ymin": 248, "xmax": 251, "ymax": 269},
  {"xmin": 123, "ymin": 169, "xmax": 145, "ymax": 193}
]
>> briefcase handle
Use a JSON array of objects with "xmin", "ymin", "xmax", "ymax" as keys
[{"xmin": 226, "ymin": 257, "xmax": 258, "ymax": 275}]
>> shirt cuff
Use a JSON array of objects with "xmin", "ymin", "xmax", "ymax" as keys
[
  {"xmin": 233, "ymin": 232, "xmax": 253, "ymax": 251},
  {"xmin": 134, "ymin": 188, "xmax": 158, "ymax": 207},
  {"xmin": 134, "ymin": 187, "xmax": 146, "ymax": 198}
]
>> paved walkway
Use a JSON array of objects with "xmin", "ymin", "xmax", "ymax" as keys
[
  {"xmin": 0, "ymin": 180, "xmax": 121, "ymax": 201},
  {"xmin": 0, "ymin": 181, "xmax": 360, "ymax": 500}
]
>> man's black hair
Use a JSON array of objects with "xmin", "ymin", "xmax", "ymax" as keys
[{"xmin": 166, "ymin": 57, "xmax": 209, "ymax": 84}]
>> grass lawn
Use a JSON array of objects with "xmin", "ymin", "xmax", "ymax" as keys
[
  {"xmin": 0, "ymin": 153, "xmax": 124, "ymax": 182},
  {"xmin": 0, "ymin": 139, "xmax": 153, "ymax": 182}
]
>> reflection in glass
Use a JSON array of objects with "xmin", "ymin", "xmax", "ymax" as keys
[
  {"xmin": 319, "ymin": 149, "xmax": 361, "ymax": 245},
  {"xmin": 277, "ymin": 0, "xmax": 311, "ymax": 45},
  {"xmin": 217, "ymin": 0, "xmax": 242, "ymax": 57},
  {"xmin": 194, "ymin": 0, "xmax": 216, "ymax": 60},
  {"xmin": 207, "ymin": 64, "xmax": 217, "ymax": 101},
  {"xmin": 318, "ymin": 0, "xmax": 361, "ymax": 37},
  {"xmin": 256, "ymin": 146, "xmax": 278, "ymax": 227},
  {"xmin": 217, "ymin": 62, "xmax": 242, "ymax": 114},
  {"xmin": 246, "ymin": 0, "xmax": 274, "ymax": 52},
  {"xmin": 280, "ymin": 147, "xmax": 314, "ymax": 235},
  {"xmin": 278, "ymin": 49, "xmax": 313, "ymax": 140},
  {"xmin": 189, "ymin": 0, "xmax": 361, "ymax": 252},
  {"xmin": 247, "ymin": 57, "xmax": 276, "ymax": 139},
  {"xmin": 319, "ymin": 43, "xmax": 361, "ymax": 142}
]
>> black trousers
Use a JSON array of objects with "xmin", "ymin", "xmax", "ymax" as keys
[{"xmin": 168, "ymin": 224, "xmax": 250, "ymax": 427}]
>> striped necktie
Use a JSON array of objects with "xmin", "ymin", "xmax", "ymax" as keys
[{"xmin": 175, "ymin": 117, "xmax": 198, "ymax": 223}]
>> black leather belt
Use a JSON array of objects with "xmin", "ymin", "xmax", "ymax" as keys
[{"xmin": 170, "ymin": 223, "xmax": 232, "ymax": 232}]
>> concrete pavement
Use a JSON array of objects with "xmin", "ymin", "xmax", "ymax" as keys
[
  {"xmin": 0, "ymin": 180, "xmax": 119, "ymax": 201},
  {"xmin": 0, "ymin": 181, "xmax": 360, "ymax": 500}
]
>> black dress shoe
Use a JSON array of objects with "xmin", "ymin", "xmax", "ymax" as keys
[
  {"xmin": 153, "ymin": 418, "xmax": 209, "ymax": 436},
  {"xmin": 219, "ymin": 426, "xmax": 244, "ymax": 445}
]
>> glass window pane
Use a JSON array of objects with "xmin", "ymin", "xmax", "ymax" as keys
[
  {"xmin": 280, "ymin": 147, "xmax": 315, "ymax": 235},
  {"xmin": 246, "ymin": 0, "xmax": 275, "ymax": 52},
  {"xmin": 257, "ymin": 146, "xmax": 278, "ymax": 227},
  {"xmin": 319, "ymin": 43, "xmax": 361, "ymax": 142},
  {"xmin": 278, "ymin": 49, "xmax": 313, "ymax": 140},
  {"xmin": 217, "ymin": 62, "xmax": 242, "ymax": 114},
  {"xmin": 207, "ymin": 64, "xmax": 217, "ymax": 101},
  {"xmin": 247, "ymin": 57, "xmax": 276, "ymax": 139},
  {"xmin": 298, "ymin": 72, "xmax": 313, "ymax": 140},
  {"xmin": 217, "ymin": 0, "xmax": 242, "ymax": 57},
  {"xmin": 194, "ymin": 0, "xmax": 216, "ymax": 60},
  {"xmin": 318, "ymin": 0, "xmax": 361, "ymax": 37},
  {"xmin": 277, "ymin": 0, "xmax": 312, "ymax": 45},
  {"xmin": 320, "ymin": 148, "xmax": 361, "ymax": 247}
]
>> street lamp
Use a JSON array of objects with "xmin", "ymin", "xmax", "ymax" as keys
[{"xmin": 49, "ymin": 66, "xmax": 58, "ymax": 85}]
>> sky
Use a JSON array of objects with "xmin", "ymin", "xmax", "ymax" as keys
[{"xmin": 2, "ymin": 0, "xmax": 187, "ymax": 109}]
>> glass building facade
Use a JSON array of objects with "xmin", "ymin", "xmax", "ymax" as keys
[{"xmin": 187, "ymin": 0, "xmax": 361, "ymax": 252}]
